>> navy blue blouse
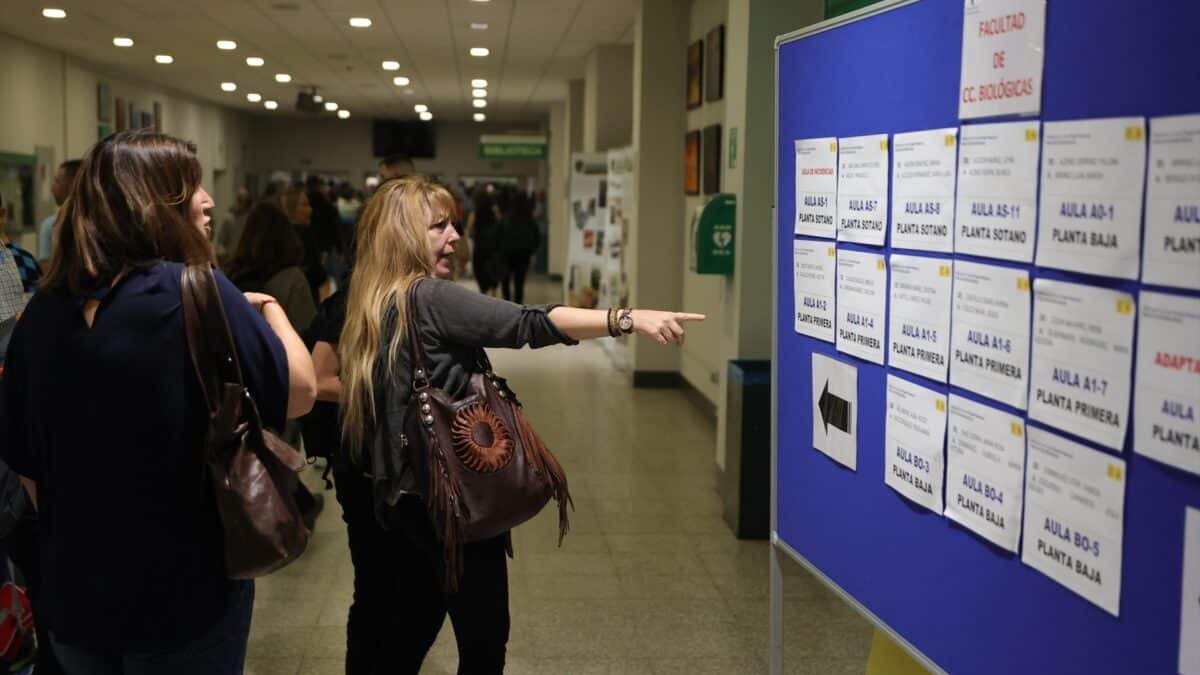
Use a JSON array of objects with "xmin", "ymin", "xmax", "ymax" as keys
[{"xmin": 0, "ymin": 261, "xmax": 288, "ymax": 650}]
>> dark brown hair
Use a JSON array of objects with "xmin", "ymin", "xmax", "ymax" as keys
[
  {"xmin": 41, "ymin": 130, "xmax": 211, "ymax": 296},
  {"xmin": 226, "ymin": 201, "xmax": 304, "ymax": 285}
]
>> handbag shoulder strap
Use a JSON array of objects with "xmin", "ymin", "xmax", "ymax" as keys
[
  {"xmin": 182, "ymin": 264, "xmax": 245, "ymax": 412},
  {"xmin": 403, "ymin": 278, "xmax": 432, "ymax": 386}
]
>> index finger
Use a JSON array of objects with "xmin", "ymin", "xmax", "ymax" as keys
[{"xmin": 675, "ymin": 313, "xmax": 707, "ymax": 322}]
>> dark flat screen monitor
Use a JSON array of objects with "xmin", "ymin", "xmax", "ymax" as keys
[{"xmin": 372, "ymin": 120, "xmax": 436, "ymax": 159}]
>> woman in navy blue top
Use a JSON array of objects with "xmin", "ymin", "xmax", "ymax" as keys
[{"xmin": 0, "ymin": 130, "xmax": 317, "ymax": 674}]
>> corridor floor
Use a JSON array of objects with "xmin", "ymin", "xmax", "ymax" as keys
[{"xmin": 245, "ymin": 277, "xmax": 874, "ymax": 675}]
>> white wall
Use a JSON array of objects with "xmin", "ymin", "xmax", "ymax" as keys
[{"xmin": 244, "ymin": 116, "xmax": 548, "ymax": 189}]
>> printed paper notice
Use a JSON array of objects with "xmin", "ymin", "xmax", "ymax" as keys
[
  {"xmin": 891, "ymin": 128, "xmax": 958, "ymax": 252},
  {"xmin": 949, "ymin": 261, "xmax": 1031, "ymax": 409},
  {"xmin": 793, "ymin": 240, "xmax": 836, "ymax": 342},
  {"xmin": 795, "ymin": 138, "xmax": 838, "ymax": 238},
  {"xmin": 1035, "ymin": 117, "xmax": 1147, "ymax": 280},
  {"xmin": 1181, "ymin": 508, "xmax": 1200, "ymax": 674},
  {"xmin": 1021, "ymin": 426, "xmax": 1126, "ymax": 617},
  {"xmin": 955, "ymin": 121, "xmax": 1040, "ymax": 261},
  {"xmin": 837, "ymin": 134, "xmax": 889, "ymax": 246},
  {"xmin": 836, "ymin": 249, "xmax": 887, "ymax": 364},
  {"xmin": 889, "ymin": 255, "xmax": 953, "ymax": 383},
  {"xmin": 959, "ymin": 0, "xmax": 1045, "ymax": 120},
  {"xmin": 946, "ymin": 395, "xmax": 1025, "ymax": 552},
  {"xmin": 1029, "ymin": 279, "xmax": 1135, "ymax": 451},
  {"xmin": 812, "ymin": 353, "xmax": 858, "ymax": 471},
  {"xmin": 1134, "ymin": 292, "xmax": 1200, "ymax": 475},
  {"xmin": 1145, "ymin": 115, "xmax": 1200, "ymax": 290},
  {"xmin": 884, "ymin": 375, "xmax": 947, "ymax": 513}
]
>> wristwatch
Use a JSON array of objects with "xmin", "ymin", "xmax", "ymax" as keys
[{"xmin": 617, "ymin": 308, "xmax": 635, "ymax": 335}]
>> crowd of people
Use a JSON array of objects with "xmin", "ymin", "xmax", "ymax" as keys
[{"xmin": 0, "ymin": 130, "xmax": 699, "ymax": 675}]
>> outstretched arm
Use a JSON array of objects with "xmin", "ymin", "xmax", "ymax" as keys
[{"xmin": 547, "ymin": 307, "xmax": 706, "ymax": 345}]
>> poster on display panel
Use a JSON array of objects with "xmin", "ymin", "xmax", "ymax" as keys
[{"xmin": 565, "ymin": 152, "xmax": 608, "ymax": 308}]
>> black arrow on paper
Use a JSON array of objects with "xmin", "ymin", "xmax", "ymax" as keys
[{"xmin": 819, "ymin": 381, "xmax": 852, "ymax": 435}]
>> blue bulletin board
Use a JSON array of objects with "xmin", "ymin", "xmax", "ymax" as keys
[{"xmin": 771, "ymin": 1, "xmax": 1200, "ymax": 673}]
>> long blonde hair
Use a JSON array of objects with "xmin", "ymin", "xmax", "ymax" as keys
[{"xmin": 339, "ymin": 177, "xmax": 457, "ymax": 454}]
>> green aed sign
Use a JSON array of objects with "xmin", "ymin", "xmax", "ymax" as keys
[
  {"xmin": 691, "ymin": 193, "xmax": 736, "ymax": 275},
  {"xmin": 478, "ymin": 134, "xmax": 548, "ymax": 159}
]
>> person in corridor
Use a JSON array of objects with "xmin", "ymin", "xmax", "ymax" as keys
[
  {"xmin": 0, "ymin": 130, "xmax": 317, "ymax": 675},
  {"xmin": 337, "ymin": 176, "xmax": 705, "ymax": 674}
]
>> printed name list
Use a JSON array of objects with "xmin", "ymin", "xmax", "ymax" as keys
[
  {"xmin": 949, "ymin": 260, "xmax": 1032, "ymax": 409},
  {"xmin": 891, "ymin": 128, "xmax": 958, "ymax": 252},
  {"xmin": 836, "ymin": 249, "xmax": 888, "ymax": 364},
  {"xmin": 837, "ymin": 134, "xmax": 889, "ymax": 246},
  {"xmin": 889, "ymin": 255, "xmax": 953, "ymax": 383},
  {"xmin": 955, "ymin": 121, "xmax": 1041, "ymax": 262},
  {"xmin": 795, "ymin": 137, "xmax": 839, "ymax": 238}
]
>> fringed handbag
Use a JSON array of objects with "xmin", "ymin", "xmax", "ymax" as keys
[{"xmin": 401, "ymin": 278, "xmax": 571, "ymax": 588}]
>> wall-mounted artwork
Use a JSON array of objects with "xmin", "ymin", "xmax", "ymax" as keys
[
  {"xmin": 684, "ymin": 130, "xmax": 701, "ymax": 195},
  {"xmin": 114, "ymin": 97, "xmax": 127, "ymax": 131},
  {"xmin": 153, "ymin": 102, "xmax": 163, "ymax": 132},
  {"xmin": 140, "ymin": 111, "xmax": 153, "ymax": 130},
  {"xmin": 705, "ymin": 25, "xmax": 725, "ymax": 103},
  {"xmin": 97, "ymin": 82, "xmax": 113, "ymax": 123},
  {"xmin": 686, "ymin": 39, "xmax": 704, "ymax": 110},
  {"xmin": 702, "ymin": 124, "xmax": 722, "ymax": 194},
  {"xmin": 98, "ymin": 124, "xmax": 113, "ymax": 141}
]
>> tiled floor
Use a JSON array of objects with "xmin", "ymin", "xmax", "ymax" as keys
[{"xmin": 246, "ymin": 277, "xmax": 874, "ymax": 675}]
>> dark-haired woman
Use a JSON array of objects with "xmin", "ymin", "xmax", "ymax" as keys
[
  {"xmin": 228, "ymin": 202, "xmax": 318, "ymax": 335},
  {"xmin": 0, "ymin": 130, "xmax": 317, "ymax": 674}
]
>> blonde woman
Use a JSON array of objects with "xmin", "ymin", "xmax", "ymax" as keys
[{"xmin": 337, "ymin": 177, "xmax": 704, "ymax": 674}]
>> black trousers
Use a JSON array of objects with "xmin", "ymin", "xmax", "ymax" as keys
[
  {"xmin": 500, "ymin": 252, "xmax": 531, "ymax": 305},
  {"xmin": 333, "ymin": 464, "xmax": 510, "ymax": 675}
]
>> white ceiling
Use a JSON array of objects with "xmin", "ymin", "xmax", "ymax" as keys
[{"xmin": 0, "ymin": 0, "xmax": 637, "ymax": 123}]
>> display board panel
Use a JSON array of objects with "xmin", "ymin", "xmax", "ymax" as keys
[{"xmin": 773, "ymin": 1, "xmax": 1200, "ymax": 673}]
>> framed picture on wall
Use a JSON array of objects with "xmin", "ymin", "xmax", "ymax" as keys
[
  {"xmin": 140, "ymin": 111, "xmax": 153, "ymax": 130},
  {"xmin": 114, "ymin": 97, "xmax": 127, "ymax": 131},
  {"xmin": 97, "ymin": 82, "xmax": 112, "ymax": 123},
  {"xmin": 98, "ymin": 124, "xmax": 113, "ymax": 141},
  {"xmin": 684, "ymin": 130, "xmax": 701, "ymax": 195},
  {"xmin": 686, "ymin": 40, "xmax": 704, "ymax": 110},
  {"xmin": 153, "ymin": 102, "xmax": 163, "ymax": 132},
  {"xmin": 702, "ymin": 124, "xmax": 721, "ymax": 194},
  {"xmin": 705, "ymin": 25, "xmax": 724, "ymax": 102}
]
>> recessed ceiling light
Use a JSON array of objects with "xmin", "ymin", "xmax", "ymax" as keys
[
  {"xmin": 313, "ymin": 94, "xmax": 323, "ymax": 103},
  {"xmin": 414, "ymin": 104, "xmax": 428, "ymax": 113},
  {"xmin": 216, "ymin": 40, "xmax": 237, "ymax": 50},
  {"xmin": 348, "ymin": 17, "xmax": 371, "ymax": 28},
  {"xmin": 473, "ymin": 113, "xmax": 486, "ymax": 122},
  {"xmin": 393, "ymin": 76, "xmax": 410, "ymax": 86},
  {"xmin": 419, "ymin": 111, "xmax": 433, "ymax": 121},
  {"xmin": 247, "ymin": 92, "xmax": 262, "ymax": 102},
  {"xmin": 264, "ymin": 100, "xmax": 278, "ymax": 110},
  {"xmin": 473, "ymin": 98, "xmax": 487, "ymax": 108},
  {"xmin": 470, "ymin": 0, "xmax": 491, "ymax": 3},
  {"xmin": 246, "ymin": 56, "xmax": 264, "ymax": 67},
  {"xmin": 42, "ymin": 8, "xmax": 66, "ymax": 19},
  {"xmin": 469, "ymin": 47, "xmax": 489, "ymax": 57},
  {"xmin": 154, "ymin": 54, "xmax": 173, "ymax": 64},
  {"xmin": 324, "ymin": 101, "xmax": 338, "ymax": 111},
  {"xmin": 381, "ymin": 60, "xmax": 399, "ymax": 71},
  {"xmin": 472, "ymin": 88, "xmax": 487, "ymax": 98},
  {"xmin": 338, "ymin": 109, "xmax": 351, "ymax": 119},
  {"xmin": 471, "ymin": 78, "xmax": 488, "ymax": 88},
  {"xmin": 113, "ymin": 37, "xmax": 134, "ymax": 47},
  {"xmin": 470, "ymin": 22, "xmax": 488, "ymax": 30},
  {"xmin": 221, "ymin": 82, "xmax": 237, "ymax": 92},
  {"xmin": 275, "ymin": 73, "xmax": 291, "ymax": 83}
]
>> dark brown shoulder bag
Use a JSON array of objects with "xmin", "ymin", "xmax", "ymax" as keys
[
  {"xmin": 181, "ymin": 264, "xmax": 310, "ymax": 579},
  {"xmin": 401, "ymin": 278, "xmax": 572, "ymax": 586}
]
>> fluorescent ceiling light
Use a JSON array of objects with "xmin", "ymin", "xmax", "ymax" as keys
[
  {"xmin": 221, "ymin": 82, "xmax": 237, "ymax": 92},
  {"xmin": 216, "ymin": 40, "xmax": 237, "ymax": 50},
  {"xmin": 275, "ymin": 73, "xmax": 291, "ymax": 83},
  {"xmin": 393, "ymin": 76, "xmax": 410, "ymax": 86},
  {"xmin": 338, "ymin": 109, "xmax": 351, "ymax": 119},
  {"xmin": 154, "ymin": 54, "xmax": 173, "ymax": 64},
  {"xmin": 113, "ymin": 37, "xmax": 134, "ymax": 47},
  {"xmin": 246, "ymin": 56, "xmax": 264, "ymax": 67},
  {"xmin": 42, "ymin": 8, "xmax": 67, "ymax": 19},
  {"xmin": 419, "ymin": 111, "xmax": 433, "ymax": 121},
  {"xmin": 472, "ymin": 88, "xmax": 487, "ymax": 98},
  {"xmin": 324, "ymin": 101, "xmax": 338, "ymax": 111},
  {"xmin": 473, "ymin": 99, "xmax": 487, "ymax": 108},
  {"xmin": 382, "ymin": 60, "xmax": 399, "ymax": 71},
  {"xmin": 414, "ymin": 104, "xmax": 428, "ymax": 113},
  {"xmin": 313, "ymin": 94, "xmax": 323, "ymax": 103},
  {"xmin": 348, "ymin": 17, "xmax": 372, "ymax": 28},
  {"xmin": 247, "ymin": 93, "xmax": 262, "ymax": 102},
  {"xmin": 471, "ymin": 78, "xmax": 488, "ymax": 88},
  {"xmin": 469, "ymin": 47, "xmax": 489, "ymax": 57},
  {"xmin": 470, "ymin": 0, "xmax": 491, "ymax": 3},
  {"xmin": 264, "ymin": 100, "xmax": 278, "ymax": 110},
  {"xmin": 473, "ymin": 113, "xmax": 486, "ymax": 122},
  {"xmin": 470, "ymin": 22, "xmax": 488, "ymax": 30}
]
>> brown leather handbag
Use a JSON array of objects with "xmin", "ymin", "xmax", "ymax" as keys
[
  {"xmin": 401, "ymin": 279, "xmax": 571, "ymax": 585},
  {"xmin": 181, "ymin": 265, "xmax": 310, "ymax": 579}
]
